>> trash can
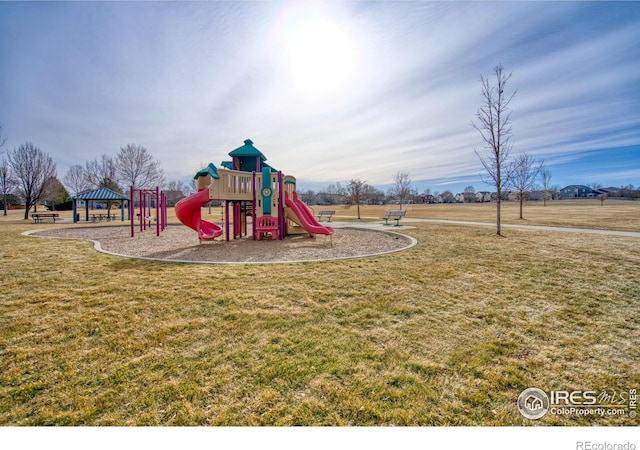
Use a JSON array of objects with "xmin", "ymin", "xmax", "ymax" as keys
[{"xmin": 75, "ymin": 213, "xmax": 80, "ymax": 222}]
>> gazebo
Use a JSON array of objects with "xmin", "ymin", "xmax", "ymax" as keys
[{"xmin": 71, "ymin": 188, "xmax": 129, "ymax": 223}]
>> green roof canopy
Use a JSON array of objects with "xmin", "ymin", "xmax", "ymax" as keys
[
  {"xmin": 72, "ymin": 187, "xmax": 129, "ymax": 201},
  {"xmin": 228, "ymin": 139, "xmax": 267, "ymax": 161},
  {"xmin": 194, "ymin": 163, "xmax": 220, "ymax": 179}
]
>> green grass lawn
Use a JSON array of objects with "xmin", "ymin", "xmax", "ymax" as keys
[{"xmin": 0, "ymin": 204, "xmax": 638, "ymax": 425}]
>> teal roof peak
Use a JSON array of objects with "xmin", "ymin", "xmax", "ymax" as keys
[
  {"xmin": 228, "ymin": 139, "xmax": 267, "ymax": 160},
  {"xmin": 194, "ymin": 163, "xmax": 220, "ymax": 180}
]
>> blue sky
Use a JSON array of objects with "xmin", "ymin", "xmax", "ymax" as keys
[{"xmin": 1, "ymin": 1, "xmax": 639, "ymax": 194}]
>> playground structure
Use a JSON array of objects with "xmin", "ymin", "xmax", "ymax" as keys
[
  {"xmin": 175, "ymin": 139, "xmax": 334, "ymax": 242},
  {"xmin": 129, "ymin": 186, "xmax": 168, "ymax": 237}
]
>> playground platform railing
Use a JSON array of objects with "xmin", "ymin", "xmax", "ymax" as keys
[
  {"xmin": 210, "ymin": 169, "xmax": 255, "ymax": 201},
  {"xmin": 209, "ymin": 169, "xmax": 285, "ymax": 203}
]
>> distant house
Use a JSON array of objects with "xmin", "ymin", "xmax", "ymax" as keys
[
  {"xmin": 559, "ymin": 185, "xmax": 592, "ymax": 199},
  {"xmin": 462, "ymin": 192, "xmax": 476, "ymax": 203},
  {"xmin": 593, "ymin": 186, "xmax": 640, "ymax": 199},
  {"xmin": 438, "ymin": 192, "xmax": 455, "ymax": 203},
  {"xmin": 507, "ymin": 191, "xmax": 521, "ymax": 201},
  {"xmin": 421, "ymin": 194, "xmax": 435, "ymax": 204},
  {"xmin": 454, "ymin": 193, "xmax": 465, "ymax": 203},
  {"xmin": 475, "ymin": 191, "xmax": 492, "ymax": 202},
  {"xmin": 528, "ymin": 190, "xmax": 544, "ymax": 201}
]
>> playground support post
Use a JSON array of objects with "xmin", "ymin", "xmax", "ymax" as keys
[
  {"xmin": 278, "ymin": 171, "xmax": 285, "ymax": 240},
  {"xmin": 160, "ymin": 190, "xmax": 167, "ymax": 234},
  {"xmin": 252, "ymin": 171, "xmax": 257, "ymax": 240},
  {"xmin": 233, "ymin": 201, "xmax": 241, "ymax": 239},
  {"xmin": 130, "ymin": 185, "xmax": 134, "ymax": 237},
  {"xmin": 224, "ymin": 200, "xmax": 230, "ymax": 242},
  {"xmin": 156, "ymin": 186, "xmax": 159, "ymax": 237},
  {"xmin": 130, "ymin": 186, "xmax": 168, "ymax": 238}
]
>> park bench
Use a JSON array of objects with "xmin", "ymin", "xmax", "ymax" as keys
[
  {"xmin": 383, "ymin": 210, "xmax": 406, "ymax": 226},
  {"xmin": 317, "ymin": 210, "xmax": 335, "ymax": 222},
  {"xmin": 31, "ymin": 213, "xmax": 59, "ymax": 224}
]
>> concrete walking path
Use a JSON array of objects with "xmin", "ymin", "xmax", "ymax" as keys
[{"xmin": 331, "ymin": 217, "xmax": 640, "ymax": 238}]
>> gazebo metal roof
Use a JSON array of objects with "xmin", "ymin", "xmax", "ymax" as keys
[
  {"xmin": 71, "ymin": 188, "xmax": 129, "ymax": 223},
  {"xmin": 72, "ymin": 188, "xmax": 129, "ymax": 201}
]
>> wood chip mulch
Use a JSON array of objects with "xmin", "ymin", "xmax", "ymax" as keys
[{"xmin": 32, "ymin": 224, "xmax": 416, "ymax": 263}]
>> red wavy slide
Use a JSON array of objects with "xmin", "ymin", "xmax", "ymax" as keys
[
  {"xmin": 175, "ymin": 189, "xmax": 223, "ymax": 240},
  {"xmin": 285, "ymin": 191, "xmax": 334, "ymax": 236}
]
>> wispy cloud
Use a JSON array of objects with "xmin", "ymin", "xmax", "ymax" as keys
[{"xmin": 0, "ymin": 1, "xmax": 638, "ymax": 193}]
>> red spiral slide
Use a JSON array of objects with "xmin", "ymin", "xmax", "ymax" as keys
[{"xmin": 175, "ymin": 189, "xmax": 223, "ymax": 240}]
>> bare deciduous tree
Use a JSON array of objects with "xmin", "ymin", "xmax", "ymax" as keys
[
  {"xmin": 0, "ymin": 156, "xmax": 16, "ymax": 216},
  {"xmin": 343, "ymin": 179, "xmax": 373, "ymax": 220},
  {"xmin": 540, "ymin": 168, "xmax": 552, "ymax": 207},
  {"xmin": 588, "ymin": 182, "xmax": 603, "ymax": 190},
  {"xmin": 510, "ymin": 152, "xmax": 543, "ymax": 219},
  {"xmin": 0, "ymin": 123, "xmax": 7, "ymax": 149},
  {"xmin": 164, "ymin": 180, "xmax": 188, "ymax": 196},
  {"xmin": 63, "ymin": 164, "xmax": 90, "ymax": 195},
  {"xmin": 164, "ymin": 180, "xmax": 189, "ymax": 206},
  {"xmin": 0, "ymin": 124, "xmax": 14, "ymax": 216},
  {"xmin": 388, "ymin": 171, "xmax": 413, "ymax": 210},
  {"xmin": 116, "ymin": 143, "xmax": 165, "ymax": 189},
  {"xmin": 472, "ymin": 64, "xmax": 516, "ymax": 235},
  {"xmin": 85, "ymin": 155, "xmax": 120, "ymax": 191},
  {"xmin": 8, "ymin": 142, "xmax": 56, "ymax": 219},
  {"xmin": 598, "ymin": 192, "xmax": 607, "ymax": 206},
  {"xmin": 463, "ymin": 185, "xmax": 476, "ymax": 203}
]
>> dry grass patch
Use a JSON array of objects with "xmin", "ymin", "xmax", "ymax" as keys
[
  {"xmin": 1, "ymin": 219, "xmax": 638, "ymax": 425},
  {"xmin": 334, "ymin": 200, "xmax": 640, "ymax": 232}
]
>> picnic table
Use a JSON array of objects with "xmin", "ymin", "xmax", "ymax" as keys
[
  {"xmin": 31, "ymin": 213, "xmax": 60, "ymax": 224},
  {"xmin": 91, "ymin": 213, "xmax": 116, "ymax": 222}
]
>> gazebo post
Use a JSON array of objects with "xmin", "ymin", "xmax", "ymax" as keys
[{"xmin": 71, "ymin": 187, "xmax": 130, "ymax": 225}]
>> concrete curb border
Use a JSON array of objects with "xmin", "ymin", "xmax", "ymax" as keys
[{"xmin": 24, "ymin": 225, "xmax": 419, "ymax": 265}]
